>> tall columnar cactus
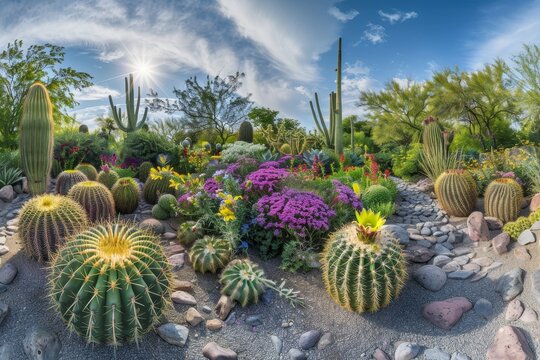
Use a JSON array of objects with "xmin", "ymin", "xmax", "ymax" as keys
[
  {"xmin": 68, "ymin": 181, "xmax": 116, "ymax": 222},
  {"xmin": 484, "ymin": 178, "xmax": 523, "ymax": 223},
  {"xmin": 55, "ymin": 170, "xmax": 88, "ymax": 195},
  {"xmin": 18, "ymin": 194, "xmax": 88, "ymax": 262},
  {"xmin": 108, "ymin": 74, "xmax": 148, "ymax": 133},
  {"xmin": 75, "ymin": 163, "xmax": 98, "ymax": 181},
  {"xmin": 238, "ymin": 121, "xmax": 254, "ymax": 143},
  {"xmin": 138, "ymin": 161, "xmax": 153, "ymax": 183},
  {"xmin": 419, "ymin": 117, "xmax": 457, "ymax": 181},
  {"xmin": 321, "ymin": 210, "xmax": 407, "ymax": 313},
  {"xmin": 143, "ymin": 167, "xmax": 176, "ymax": 204},
  {"xmin": 97, "ymin": 167, "xmax": 120, "ymax": 189},
  {"xmin": 189, "ymin": 237, "xmax": 232, "ymax": 274},
  {"xmin": 49, "ymin": 223, "xmax": 171, "ymax": 346},
  {"xmin": 434, "ymin": 169, "xmax": 478, "ymax": 217},
  {"xmin": 111, "ymin": 177, "xmax": 140, "ymax": 214},
  {"xmin": 309, "ymin": 38, "xmax": 343, "ymax": 155},
  {"xmin": 19, "ymin": 83, "xmax": 54, "ymax": 195}
]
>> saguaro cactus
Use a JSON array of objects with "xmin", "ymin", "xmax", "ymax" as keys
[
  {"xmin": 238, "ymin": 121, "xmax": 254, "ymax": 143},
  {"xmin": 109, "ymin": 74, "xmax": 148, "ymax": 133},
  {"xmin": 20, "ymin": 83, "xmax": 54, "ymax": 195}
]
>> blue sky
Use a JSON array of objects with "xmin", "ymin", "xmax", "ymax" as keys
[{"xmin": 1, "ymin": 0, "xmax": 538, "ymax": 129}]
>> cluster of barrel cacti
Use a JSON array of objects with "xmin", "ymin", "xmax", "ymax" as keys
[
  {"xmin": 68, "ymin": 181, "xmax": 116, "ymax": 222},
  {"xmin": 484, "ymin": 178, "xmax": 523, "ymax": 223},
  {"xmin": 434, "ymin": 169, "xmax": 478, "ymax": 217},
  {"xmin": 75, "ymin": 163, "xmax": 98, "ymax": 181},
  {"xmin": 189, "ymin": 236, "xmax": 232, "ymax": 273},
  {"xmin": 97, "ymin": 166, "xmax": 120, "ymax": 189},
  {"xmin": 55, "ymin": 170, "xmax": 88, "ymax": 195},
  {"xmin": 111, "ymin": 177, "xmax": 140, "ymax": 214},
  {"xmin": 151, "ymin": 194, "xmax": 177, "ymax": 220}
]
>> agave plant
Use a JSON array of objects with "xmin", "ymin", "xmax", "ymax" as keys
[
  {"xmin": 302, "ymin": 149, "xmax": 330, "ymax": 168},
  {"xmin": 258, "ymin": 150, "xmax": 280, "ymax": 162},
  {"xmin": 0, "ymin": 167, "xmax": 23, "ymax": 187}
]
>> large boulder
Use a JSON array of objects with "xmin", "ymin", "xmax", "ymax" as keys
[{"xmin": 487, "ymin": 326, "xmax": 534, "ymax": 360}]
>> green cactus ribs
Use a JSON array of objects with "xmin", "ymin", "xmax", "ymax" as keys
[
  {"xmin": 49, "ymin": 222, "xmax": 171, "ymax": 346},
  {"xmin": 434, "ymin": 169, "xmax": 477, "ymax": 217},
  {"xmin": 55, "ymin": 170, "xmax": 88, "ymax": 195},
  {"xmin": 484, "ymin": 178, "xmax": 523, "ymax": 223},
  {"xmin": 111, "ymin": 177, "xmax": 140, "ymax": 214},
  {"xmin": 189, "ymin": 237, "xmax": 232, "ymax": 273}
]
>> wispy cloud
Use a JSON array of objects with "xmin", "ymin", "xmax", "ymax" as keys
[
  {"xmin": 97, "ymin": 49, "xmax": 125, "ymax": 62},
  {"xmin": 328, "ymin": 6, "xmax": 359, "ymax": 22},
  {"xmin": 378, "ymin": 9, "xmax": 418, "ymax": 24},
  {"xmin": 74, "ymin": 85, "xmax": 120, "ymax": 101},
  {"xmin": 362, "ymin": 23, "xmax": 386, "ymax": 44}
]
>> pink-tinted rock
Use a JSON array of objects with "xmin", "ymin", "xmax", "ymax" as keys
[
  {"xmin": 485, "ymin": 216, "xmax": 504, "ymax": 230},
  {"xmin": 492, "ymin": 232, "xmax": 510, "ymax": 255},
  {"xmin": 530, "ymin": 193, "xmax": 540, "ymax": 212},
  {"xmin": 514, "ymin": 247, "xmax": 531, "ymax": 262},
  {"xmin": 202, "ymin": 342, "xmax": 237, "ymax": 360},
  {"xmin": 422, "ymin": 297, "xmax": 473, "ymax": 330},
  {"xmin": 505, "ymin": 299, "xmax": 524, "ymax": 321},
  {"xmin": 467, "ymin": 211, "xmax": 490, "ymax": 241},
  {"xmin": 373, "ymin": 348, "xmax": 391, "ymax": 360},
  {"xmin": 487, "ymin": 326, "xmax": 534, "ymax": 360}
]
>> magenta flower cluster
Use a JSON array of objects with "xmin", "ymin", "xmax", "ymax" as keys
[
  {"xmin": 244, "ymin": 167, "xmax": 290, "ymax": 193},
  {"xmin": 258, "ymin": 161, "xmax": 281, "ymax": 169},
  {"xmin": 225, "ymin": 157, "xmax": 259, "ymax": 179},
  {"xmin": 332, "ymin": 180, "xmax": 363, "ymax": 210},
  {"xmin": 203, "ymin": 178, "xmax": 221, "ymax": 196},
  {"xmin": 256, "ymin": 188, "xmax": 335, "ymax": 238}
]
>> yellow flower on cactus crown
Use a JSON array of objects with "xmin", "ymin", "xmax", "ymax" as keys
[
  {"xmin": 355, "ymin": 209, "xmax": 386, "ymax": 241},
  {"xmin": 149, "ymin": 167, "xmax": 162, "ymax": 180},
  {"xmin": 169, "ymin": 178, "xmax": 181, "ymax": 190}
]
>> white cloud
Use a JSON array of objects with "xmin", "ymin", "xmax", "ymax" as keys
[
  {"xmin": 345, "ymin": 60, "xmax": 370, "ymax": 76},
  {"xmin": 392, "ymin": 77, "xmax": 414, "ymax": 88},
  {"xmin": 69, "ymin": 105, "xmax": 110, "ymax": 130},
  {"xmin": 328, "ymin": 6, "xmax": 359, "ymax": 22},
  {"xmin": 378, "ymin": 10, "xmax": 418, "ymax": 24},
  {"xmin": 362, "ymin": 24, "xmax": 386, "ymax": 44},
  {"xmin": 74, "ymin": 85, "xmax": 120, "ymax": 101},
  {"xmin": 97, "ymin": 49, "xmax": 125, "ymax": 62}
]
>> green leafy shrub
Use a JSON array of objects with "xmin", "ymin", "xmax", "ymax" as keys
[
  {"xmin": 54, "ymin": 131, "xmax": 110, "ymax": 169},
  {"xmin": 392, "ymin": 144, "xmax": 422, "ymax": 180},
  {"xmin": 121, "ymin": 131, "xmax": 176, "ymax": 165},
  {"xmin": 0, "ymin": 166, "xmax": 23, "ymax": 187},
  {"xmin": 0, "ymin": 151, "xmax": 20, "ymax": 169}
]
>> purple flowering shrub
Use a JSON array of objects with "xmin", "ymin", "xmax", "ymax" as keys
[
  {"xmin": 258, "ymin": 161, "xmax": 281, "ymax": 169},
  {"xmin": 332, "ymin": 180, "xmax": 363, "ymax": 210},
  {"xmin": 244, "ymin": 167, "xmax": 290, "ymax": 193},
  {"xmin": 203, "ymin": 178, "xmax": 222, "ymax": 196},
  {"xmin": 225, "ymin": 157, "xmax": 259, "ymax": 180}
]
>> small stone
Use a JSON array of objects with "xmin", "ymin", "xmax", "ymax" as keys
[
  {"xmin": 172, "ymin": 291, "xmax": 197, "ymax": 305},
  {"xmin": 23, "ymin": 327, "xmax": 62, "ymax": 360},
  {"xmin": 485, "ymin": 216, "xmax": 504, "ymax": 230},
  {"xmin": 246, "ymin": 315, "xmax": 263, "ymax": 326},
  {"xmin": 202, "ymin": 342, "xmax": 237, "ymax": 360},
  {"xmin": 474, "ymin": 298, "xmax": 493, "ymax": 319},
  {"xmin": 165, "ymin": 244, "xmax": 185, "ymax": 254},
  {"xmin": 442, "ymin": 262, "xmax": 460, "ymax": 273},
  {"xmin": 0, "ymin": 185, "xmax": 14, "ymax": 203},
  {"xmin": 270, "ymin": 335, "xmax": 282, "ymax": 354},
  {"xmin": 206, "ymin": 319, "xmax": 223, "ymax": 331},
  {"xmin": 492, "ymin": 233, "xmax": 510, "ymax": 254},
  {"xmin": 413, "ymin": 265, "xmax": 447, "ymax": 291},
  {"xmin": 421, "ymin": 228, "xmax": 432, "ymax": 236},
  {"xmin": 467, "ymin": 211, "xmax": 490, "ymax": 241},
  {"xmin": 202, "ymin": 305, "xmax": 212, "ymax": 314},
  {"xmin": 157, "ymin": 323, "xmax": 189, "ymax": 347},
  {"xmin": 163, "ymin": 232, "xmax": 176, "ymax": 240},
  {"xmin": 453, "ymin": 247, "xmax": 473, "ymax": 256},
  {"xmin": 434, "ymin": 244, "xmax": 453, "ymax": 256},
  {"xmin": 520, "ymin": 308, "xmax": 538, "ymax": 323},
  {"xmin": 496, "ymin": 268, "xmax": 524, "ymax": 301},
  {"xmin": 168, "ymin": 253, "xmax": 185, "ymax": 270},
  {"xmin": 215, "ymin": 295, "xmax": 235, "ymax": 320},
  {"xmin": 486, "ymin": 326, "xmax": 534, "ymax": 360},
  {"xmin": 0, "ymin": 262, "xmax": 17, "ymax": 284},
  {"xmin": 380, "ymin": 225, "xmax": 410, "ymax": 245},
  {"xmin": 288, "ymin": 348, "xmax": 306, "ymax": 360},
  {"xmin": 448, "ymin": 270, "xmax": 474, "ymax": 280},
  {"xmin": 225, "ymin": 312, "xmax": 237, "ymax": 325},
  {"xmin": 395, "ymin": 342, "xmax": 420, "ymax": 360},
  {"xmin": 373, "ymin": 348, "xmax": 391, "ymax": 360},
  {"xmin": 186, "ymin": 307, "xmax": 204, "ymax": 326},
  {"xmin": 517, "ymin": 230, "xmax": 536, "ymax": 245},
  {"xmin": 317, "ymin": 332, "xmax": 334, "ymax": 350},
  {"xmin": 462, "ymin": 263, "xmax": 480, "ymax": 273},
  {"xmin": 530, "ymin": 193, "xmax": 540, "ymax": 212},
  {"xmin": 450, "ymin": 352, "xmax": 471, "ymax": 360},
  {"xmin": 422, "ymin": 297, "xmax": 472, "ymax": 330},
  {"xmin": 470, "ymin": 271, "xmax": 488, "ymax": 282},
  {"xmin": 424, "ymin": 347, "xmax": 450, "ymax": 360},
  {"xmin": 505, "ymin": 299, "xmax": 524, "ymax": 321},
  {"xmin": 471, "ymin": 257, "xmax": 493, "ymax": 267},
  {"xmin": 0, "ymin": 246, "xmax": 9, "ymax": 255},
  {"xmin": 173, "ymin": 279, "xmax": 193, "ymax": 291},
  {"xmin": 453, "ymin": 255, "xmax": 470, "ymax": 266},
  {"xmin": 298, "ymin": 330, "xmax": 322, "ymax": 350},
  {"xmin": 432, "ymin": 255, "xmax": 452, "ymax": 267},
  {"xmin": 405, "ymin": 246, "xmax": 435, "ymax": 263}
]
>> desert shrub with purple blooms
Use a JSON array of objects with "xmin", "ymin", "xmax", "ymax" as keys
[
  {"xmin": 258, "ymin": 161, "xmax": 281, "ymax": 169},
  {"xmin": 203, "ymin": 178, "xmax": 222, "ymax": 196},
  {"xmin": 332, "ymin": 180, "xmax": 363, "ymax": 210},
  {"xmin": 225, "ymin": 157, "xmax": 259, "ymax": 180},
  {"xmin": 244, "ymin": 167, "xmax": 290, "ymax": 193}
]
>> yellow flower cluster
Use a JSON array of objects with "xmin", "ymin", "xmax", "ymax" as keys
[
  {"xmin": 169, "ymin": 173, "xmax": 203, "ymax": 191},
  {"xmin": 217, "ymin": 192, "xmax": 242, "ymax": 222},
  {"xmin": 149, "ymin": 165, "xmax": 179, "ymax": 180}
]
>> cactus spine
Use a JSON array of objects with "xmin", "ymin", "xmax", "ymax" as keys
[
  {"xmin": 238, "ymin": 121, "xmax": 253, "ymax": 143},
  {"xmin": 18, "ymin": 194, "xmax": 88, "ymax": 262},
  {"xmin": 111, "ymin": 177, "xmax": 140, "ymax": 214},
  {"xmin": 68, "ymin": 181, "xmax": 116, "ymax": 222},
  {"xmin": 108, "ymin": 74, "xmax": 148, "ymax": 133},
  {"xmin": 321, "ymin": 222, "xmax": 407, "ymax": 313},
  {"xmin": 49, "ymin": 223, "xmax": 171, "ymax": 345},
  {"xmin": 484, "ymin": 178, "xmax": 523, "ymax": 223},
  {"xmin": 434, "ymin": 170, "xmax": 477, "ymax": 217},
  {"xmin": 75, "ymin": 163, "xmax": 98, "ymax": 181},
  {"xmin": 220, "ymin": 259, "xmax": 268, "ymax": 307},
  {"xmin": 55, "ymin": 170, "xmax": 88, "ymax": 195},
  {"xmin": 97, "ymin": 168, "xmax": 120, "ymax": 189},
  {"xmin": 189, "ymin": 237, "xmax": 231, "ymax": 273},
  {"xmin": 309, "ymin": 38, "xmax": 343, "ymax": 155},
  {"xmin": 19, "ymin": 83, "xmax": 54, "ymax": 195}
]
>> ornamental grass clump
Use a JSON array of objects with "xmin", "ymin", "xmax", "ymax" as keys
[{"xmin": 244, "ymin": 167, "xmax": 290, "ymax": 193}]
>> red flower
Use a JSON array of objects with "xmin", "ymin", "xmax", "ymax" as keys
[
  {"xmin": 384, "ymin": 169, "xmax": 391, "ymax": 178},
  {"xmin": 70, "ymin": 146, "xmax": 80, "ymax": 154},
  {"xmin": 339, "ymin": 153, "xmax": 345, "ymax": 164}
]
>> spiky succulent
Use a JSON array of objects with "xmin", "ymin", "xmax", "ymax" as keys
[
  {"xmin": 97, "ymin": 168, "xmax": 120, "ymax": 189},
  {"xmin": 157, "ymin": 194, "xmax": 177, "ymax": 215},
  {"xmin": 484, "ymin": 178, "xmax": 523, "ymax": 223},
  {"xmin": 55, "ymin": 170, "xmax": 88, "ymax": 195},
  {"xmin": 143, "ymin": 166, "xmax": 176, "ymax": 204},
  {"xmin": 68, "ymin": 181, "xmax": 116, "ymax": 222},
  {"xmin": 503, "ymin": 216, "xmax": 532, "ymax": 240},
  {"xmin": 321, "ymin": 220, "xmax": 407, "ymax": 313},
  {"xmin": 111, "ymin": 177, "xmax": 140, "ymax": 214},
  {"xmin": 177, "ymin": 221, "xmax": 203, "ymax": 247},
  {"xmin": 362, "ymin": 185, "xmax": 392, "ymax": 210},
  {"xmin": 529, "ymin": 209, "xmax": 540, "ymax": 223},
  {"xmin": 138, "ymin": 161, "xmax": 153, "ymax": 183},
  {"xmin": 18, "ymin": 194, "xmax": 88, "ymax": 262},
  {"xmin": 151, "ymin": 204, "xmax": 169, "ymax": 220},
  {"xmin": 75, "ymin": 163, "xmax": 98, "ymax": 181},
  {"xmin": 189, "ymin": 237, "xmax": 232, "ymax": 273},
  {"xmin": 435, "ymin": 169, "xmax": 477, "ymax": 217},
  {"xmin": 49, "ymin": 222, "xmax": 171, "ymax": 346}
]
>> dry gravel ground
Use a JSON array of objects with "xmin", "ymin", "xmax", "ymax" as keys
[{"xmin": 0, "ymin": 213, "xmax": 539, "ymax": 359}]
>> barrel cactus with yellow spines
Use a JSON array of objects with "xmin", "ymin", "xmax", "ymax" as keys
[
  {"xmin": 18, "ymin": 194, "xmax": 88, "ymax": 262},
  {"xmin": 320, "ymin": 209, "xmax": 407, "ymax": 313},
  {"xmin": 189, "ymin": 237, "xmax": 232, "ymax": 273},
  {"xmin": 143, "ymin": 166, "xmax": 177, "ymax": 204},
  {"xmin": 503, "ymin": 216, "xmax": 532, "ymax": 240},
  {"xmin": 19, "ymin": 83, "xmax": 54, "ymax": 195},
  {"xmin": 434, "ymin": 169, "xmax": 478, "ymax": 217},
  {"xmin": 75, "ymin": 163, "xmax": 98, "ymax": 181},
  {"xmin": 97, "ymin": 165, "xmax": 120, "ymax": 189},
  {"xmin": 111, "ymin": 177, "xmax": 140, "ymax": 214},
  {"xmin": 484, "ymin": 178, "xmax": 523, "ymax": 223},
  {"xmin": 55, "ymin": 170, "xmax": 88, "ymax": 195},
  {"xmin": 68, "ymin": 181, "xmax": 116, "ymax": 222},
  {"xmin": 49, "ymin": 222, "xmax": 171, "ymax": 346}
]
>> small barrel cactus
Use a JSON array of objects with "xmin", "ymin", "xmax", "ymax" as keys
[
  {"xmin": 280, "ymin": 143, "xmax": 292, "ymax": 155},
  {"xmin": 55, "ymin": 170, "xmax": 88, "ymax": 195},
  {"xmin": 484, "ymin": 178, "xmax": 523, "ymax": 223},
  {"xmin": 434, "ymin": 169, "xmax": 477, "ymax": 217},
  {"xmin": 79, "ymin": 124, "xmax": 89, "ymax": 133},
  {"xmin": 18, "ymin": 194, "xmax": 88, "ymax": 262},
  {"xmin": 238, "ymin": 121, "xmax": 253, "ymax": 143},
  {"xmin": 49, "ymin": 222, "xmax": 171, "ymax": 345},
  {"xmin": 138, "ymin": 161, "xmax": 153, "ymax": 183},
  {"xmin": 189, "ymin": 237, "xmax": 232, "ymax": 273},
  {"xmin": 177, "ymin": 221, "xmax": 203, "ymax": 247},
  {"xmin": 143, "ymin": 166, "xmax": 176, "ymax": 204},
  {"xmin": 151, "ymin": 204, "xmax": 169, "ymax": 220},
  {"xmin": 68, "ymin": 181, "xmax": 116, "ymax": 222},
  {"xmin": 529, "ymin": 209, "xmax": 540, "ymax": 223},
  {"xmin": 75, "ymin": 163, "xmax": 98, "ymax": 181},
  {"xmin": 111, "ymin": 177, "xmax": 140, "ymax": 214},
  {"xmin": 321, "ymin": 209, "xmax": 407, "ymax": 313},
  {"xmin": 220, "ymin": 259, "xmax": 268, "ymax": 307},
  {"xmin": 158, "ymin": 194, "xmax": 177, "ymax": 215},
  {"xmin": 362, "ymin": 185, "xmax": 392, "ymax": 209},
  {"xmin": 503, "ymin": 216, "xmax": 532, "ymax": 240},
  {"xmin": 97, "ymin": 167, "xmax": 120, "ymax": 189}
]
